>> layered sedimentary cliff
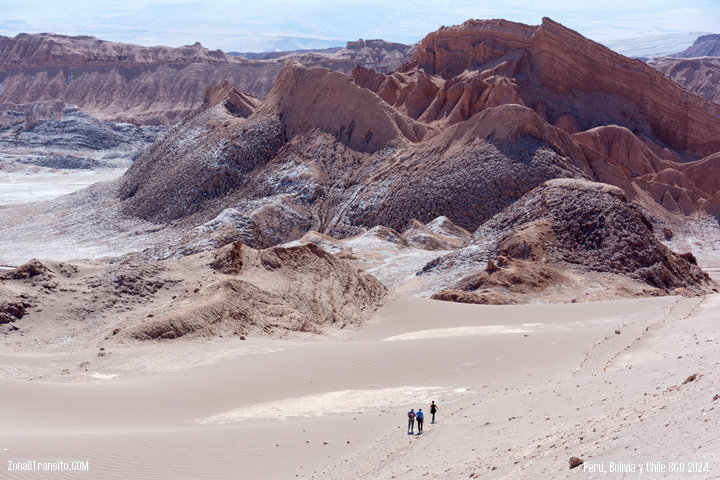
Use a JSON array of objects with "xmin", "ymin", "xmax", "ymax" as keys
[
  {"xmin": 649, "ymin": 56, "xmax": 720, "ymax": 105},
  {"xmin": 365, "ymin": 18, "xmax": 720, "ymax": 158},
  {"xmin": 0, "ymin": 33, "xmax": 415, "ymax": 125}
]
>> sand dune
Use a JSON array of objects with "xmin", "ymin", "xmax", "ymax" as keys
[{"xmin": 2, "ymin": 293, "xmax": 718, "ymax": 479}]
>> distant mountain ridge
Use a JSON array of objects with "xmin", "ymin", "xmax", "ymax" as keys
[
  {"xmin": 0, "ymin": 34, "xmax": 414, "ymax": 125},
  {"xmin": 672, "ymin": 34, "xmax": 720, "ymax": 58},
  {"xmin": 0, "ymin": 33, "xmax": 238, "ymax": 68},
  {"xmin": 646, "ymin": 33, "xmax": 720, "ymax": 106}
]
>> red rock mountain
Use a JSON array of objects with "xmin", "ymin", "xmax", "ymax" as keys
[
  {"xmin": 112, "ymin": 17, "xmax": 720, "ymax": 286},
  {"xmin": 0, "ymin": 33, "xmax": 414, "ymax": 125},
  {"xmin": 355, "ymin": 18, "xmax": 720, "ymax": 157}
]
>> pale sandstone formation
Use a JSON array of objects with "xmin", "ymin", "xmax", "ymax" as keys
[
  {"xmin": 259, "ymin": 61, "xmax": 429, "ymax": 152},
  {"xmin": 130, "ymin": 242, "xmax": 386, "ymax": 340},
  {"xmin": 0, "ymin": 242, "xmax": 386, "ymax": 340}
]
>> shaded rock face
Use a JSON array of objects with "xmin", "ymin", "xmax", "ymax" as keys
[
  {"xmin": 337, "ymin": 134, "xmax": 585, "ymax": 232},
  {"xmin": 0, "ymin": 301, "xmax": 28, "ymax": 324},
  {"xmin": 571, "ymin": 125, "xmax": 720, "ymax": 217},
  {"xmin": 425, "ymin": 179, "xmax": 713, "ymax": 298},
  {"xmin": 129, "ymin": 242, "xmax": 387, "ymax": 340},
  {"xmin": 119, "ymin": 97, "xmax": 283, "ymax": 221}
]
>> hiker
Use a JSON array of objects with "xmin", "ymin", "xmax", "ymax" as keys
[
  {"xmin": 407, "ymin": 408, "xmax": 415, "ymax": 434},
  {"xmin": 430, "ymin": 401, "xmax": 438, "ymax": 423},
  {"xmin": 416, "ymin": 408, "xmax": 424, "ymax": 434}
]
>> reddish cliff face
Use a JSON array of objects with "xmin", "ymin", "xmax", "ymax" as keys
[
  {"xmin": 0, "ymin": 34, "xmax": 415, "ymax": 126},
  {"xmin": 648, "ymin": 56, "xmax": 720, "ymax": 105},
  {"xmin": 364, "ymin": 18, "xmax": 720, "ymax": 158}
]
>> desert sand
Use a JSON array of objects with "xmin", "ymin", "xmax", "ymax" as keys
[{"xmin": 2, "ymin": 280, "xmax": 719, "ymax": 479}]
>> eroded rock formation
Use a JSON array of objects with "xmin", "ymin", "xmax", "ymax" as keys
[
  {"xmin": 425, "ymin": 179, "xmax": 714, "ymax": 303},
  {"xmin": 0, "ymin": 33, "xmax": 415, "ymax": 126}
]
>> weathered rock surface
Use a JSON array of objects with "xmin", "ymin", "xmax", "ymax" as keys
[
  {"xmin": 572, "ymin": 124, "xmax": 719, "ymax": 217},
  {"xmin": 130, "ymin": 242, "xmax": 385, "ymax": 340},
  {"xmin": 362, "ymin": 18, "xmax": 720, "ymax": 157},
  {"xmin": 424, "ymin": 179, "xmax": 714, "ymax": 303},
  {"xmin": 0, "ymin": 101, "xmax": 163, "ymax": 168},
  {"xmin": 648, "ymin": 56, "xmax": 720, "ymax": 105},
  {"xmin": 0, "ymin": 243, "xmax": 387, "ymax": 340}
]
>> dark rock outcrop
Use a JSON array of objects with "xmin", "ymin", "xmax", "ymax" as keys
[
  {"xmin": 0, "ymin": 101, "xmax": 163, "ymax": 167},
  {"xmin": 425, "ymin": 179, "xmax": 714, "ymax": 301}
]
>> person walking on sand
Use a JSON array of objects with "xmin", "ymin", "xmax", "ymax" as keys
[
  {"xmin": 407, "ymin": 408, "xmax": 416, "ymax": 434},
  {"xmin": 416, "ymin": 408, "xmax": 424, "ymax": 434},
  {"xmin": 430, "ymin": 401, "xmax": 438, "ymax": 423}
]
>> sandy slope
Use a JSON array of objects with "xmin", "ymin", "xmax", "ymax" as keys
[{"xmin": 2, "ymin": 290, "xmax": 718, "ymax": 479}]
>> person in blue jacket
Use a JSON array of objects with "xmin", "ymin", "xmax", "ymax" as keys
[{"xmin": 416, "ymin": 408, "xmax": 424, "ymax": 434}]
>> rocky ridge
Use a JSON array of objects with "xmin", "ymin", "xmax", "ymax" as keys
[
  {"xmin": 0, "ymin": 34, "xmax": 415, "ymax": 126},
  {"xmin": 361, "ymin": 17, "xmax": 720, "ymax": 157},
  {"xmin": 648, "ymin": 56, "xmax": 720, "ymax": 106},
  {"xmin": 672, "ymin": 34, "xmax": 720, "ymax": 58}
]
